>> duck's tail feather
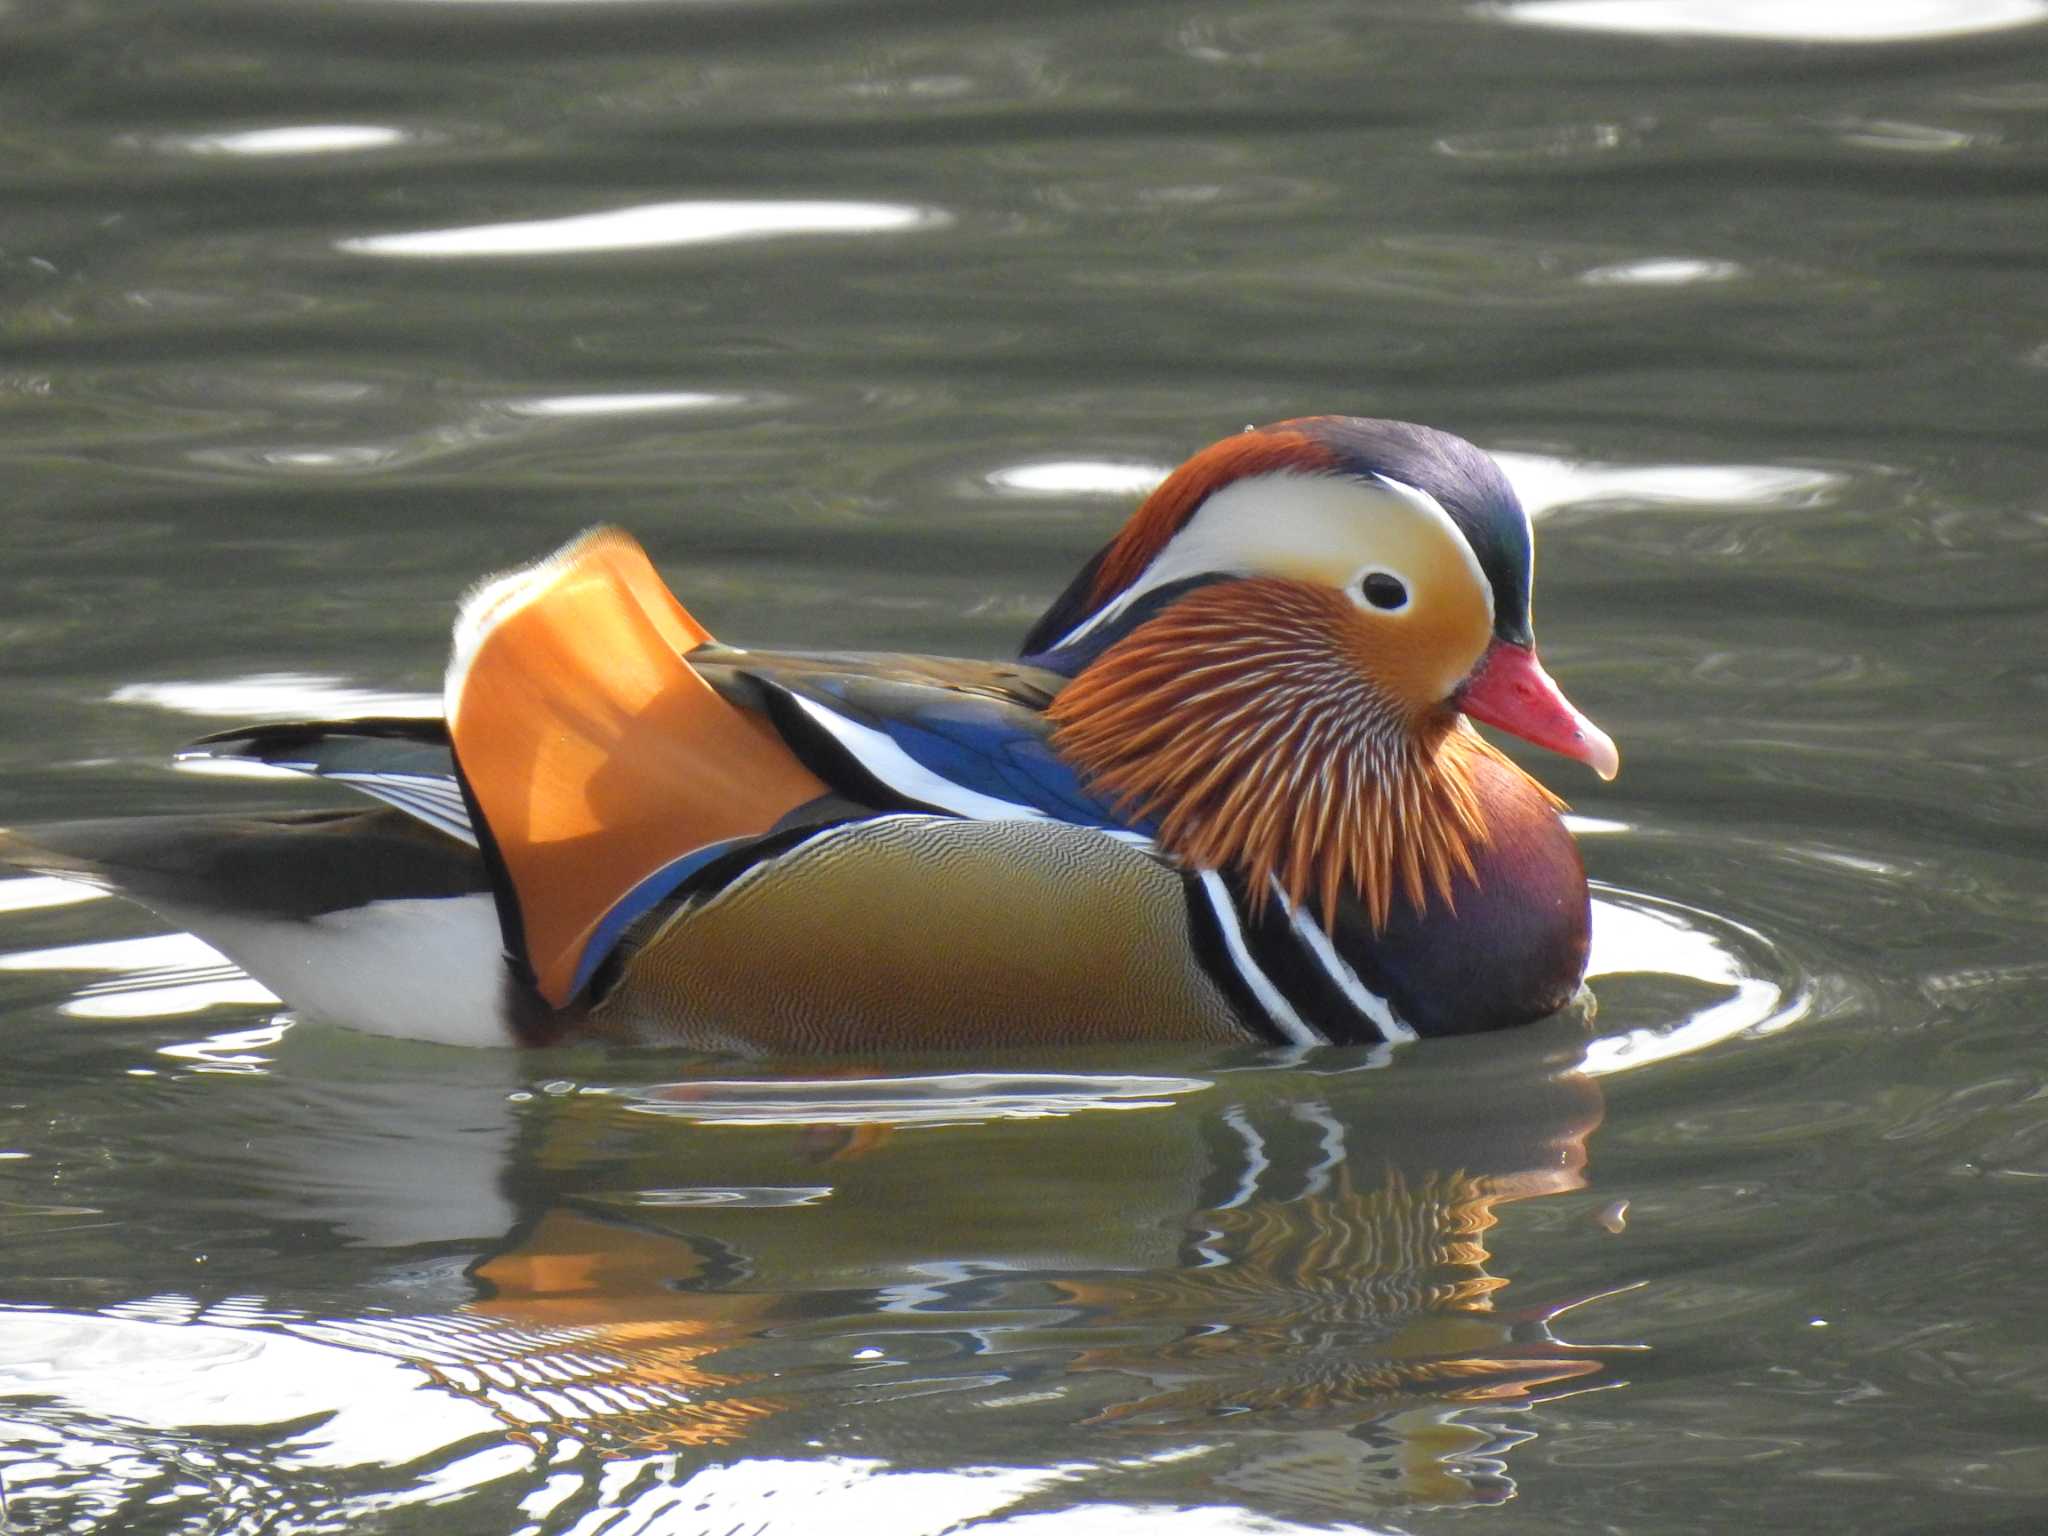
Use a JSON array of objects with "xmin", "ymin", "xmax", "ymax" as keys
[
  {"xmin": 180, "ymin": 718, "xmax": 473, "ymax": 845},
  {"xmin": 0, "ymin": 810, "xmax": 481, "ymax": 917},
  {"xmin": 0, "ymin": 811, "xmax": 523, "ymax": 1045},
  {"xmin": 445, "ymin": 528, "xmax": 831, "ymax": 1008}
]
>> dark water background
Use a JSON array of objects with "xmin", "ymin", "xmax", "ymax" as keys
[{"xmin": 2, "ymin": 1, "xmax": 2046, "ymax": 1531}]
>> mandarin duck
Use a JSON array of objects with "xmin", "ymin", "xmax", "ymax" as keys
[{"xmin": 0, "ymin": 417, "xmax": 1616, "ymax": 1051}]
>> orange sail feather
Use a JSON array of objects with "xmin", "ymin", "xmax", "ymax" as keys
[{"xmin": 445, "ymin": 529, "xmax": 828, "ymax": 1005}]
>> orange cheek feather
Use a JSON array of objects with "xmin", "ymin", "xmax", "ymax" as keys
[{"xmin": 1049, "ymin": 578, "xmax": 1509, "ymax": 932}]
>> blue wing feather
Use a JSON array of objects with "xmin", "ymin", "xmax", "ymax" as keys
[
  {"xmin": 744, "ymin": 669, "xmax": 1147, "ymax": 835},
  {"xmin": 865, "ymin": 696, "xmax": 1132, "ymax": 829}
]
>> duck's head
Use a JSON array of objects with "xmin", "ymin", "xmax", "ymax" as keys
[{"xmin": 1027, "ymin": 416, "xmax": 1616, "ymax": 926}]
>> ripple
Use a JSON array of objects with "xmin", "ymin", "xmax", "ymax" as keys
[
  {"xmin": 187, "ymin": 442, "xmax": 418, "ymax": 474},
  {"xmin": 1271, "ymin": 234, "xmax": 1761, "ymax": 311},
  {"xmin": 1436, "ymin": 122, "xmax": 1635, "ymax": 161},
  {"xmin": 619, "ymin": 1185, "xmax": 835, "ymax": 1207},
  {"xmin": 600, "ymin": 1072, "xmax": 1212, "ymax": 1127},
  {"xmin": 340, "ymin": 200, "xmax": 948, "ymax": 259},
  {"xmin": 1583, "ymin": 886, "xmax": 1812, "ymax": 1074},
  {"xmin": 843, "ymin": 74, "xmax": 981, "ymax": 102},
  {"xmin": 156, "ymin": 1020, "xmax": 288, "ymax": 1074},
  {"xmin": 1830, "ymin": 118, "xmax": 1990, "ymax": 153},
  {"xmin": 0, "ymin": 1306, "xmax": 504, "ymax": 1527},
  {"xmin": 1485, "ymin": 0, "xmax": 2048, "ymax": 42},
  {"xmin": 1689, "ymin": 646, "xmax": 1879, "ymax": 689},
  {"xmin": 110, "ymin": 674, "xmax": 440, "ymax": 719},
  {"xmin": 170, "ymin": 384, "xmax": 755, "ymax": 481},
  {"xmin": 866, "ymin": 1495, "xmax": 1344, "ymax": 1536},
  {"xmin": 376, "ymin": 0, "xmax": 712, "ymax": 5},
  {"xmin": 540, "ymin": 1455, "xmax": 1084, "ymax": 1536}
]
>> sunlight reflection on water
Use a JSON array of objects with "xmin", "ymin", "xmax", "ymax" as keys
[
  {"xmin": 0, "ymin": 1307, "xmax": 506, "ymax": 1489},
  {"xmin": 137, "ymin": 125, "xmax": 414, "ymax": 158},
  {"xmin": 985, "ymin": 460, "xmax": 1174, "ymax": 497},
  {"xmin": 1582, "ymin": 889, "xmax": 1810, "ymax": 1074},
  {"xmin": 340, "ymin": 200, "xmax": 948, "ymax": 259},
  {"xmin": 109, "ymin": 674, "xmax": 440, "ymax": 719},
  {"xmin": 0, "ymin": 877, "xmax": 104, "ymax": 915},
  {"xmin": 177, "ymin": 387, "xmax": 753, "ymax": 479},
  {"xmin": 504, "ymin": 390, "xmax": 743, "ymax": 417},
  {"xmin": 1495, "ymin": 453, "xmax": 1845, "ymax": 519},
  {"xmin": 1487, "ymin": 0, "xmax": 2048, "ymax": 41},
  {"xmin": 980, "ymin": 451, "xmax": 1843, "ymax": 521},
  {"xmin": 0, "ymin": 931, "xmax": 278, "ymax": 1021},
  {"xmin": 1578, "ymin": 257, "xmax": 1745, "ymax": 287}
]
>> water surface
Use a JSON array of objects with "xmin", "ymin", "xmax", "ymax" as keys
[{"xmin": 2, "ymin": 1, "xmax": 2046, "ymax": 1531}]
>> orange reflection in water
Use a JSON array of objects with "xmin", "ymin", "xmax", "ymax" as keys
[
  {"xmin": 452, "ymin": 1207, "xmax": 791, "ymax": 1452},
  {"xmin": 338, "ymin": 1038, "xmax": 1633, "ymax": 1516}
]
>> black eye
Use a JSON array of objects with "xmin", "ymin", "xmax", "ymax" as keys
[{"xmin": 1359, "ymin": 571, "xmax": 1408, "ymax": 611}]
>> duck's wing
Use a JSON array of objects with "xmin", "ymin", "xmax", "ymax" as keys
[
  {"xmin": 442, "ymin": 530, "xmax": 1145, "ymax": 1015},
  {"xmin": 690, "ymin": 650, "xmax": 1133, "ymax": 833},
  {"xmin": 687, "ymin": 644, "xmax": 1062, "ymax": 710},
  {"xmin": 169, "ymin": 656, "xmax": 1081, "ymax": 853},
  {"xmin": 443, "ymin": 530, "xmax": 834, "ymax": 1009},
  {"xmin": 36, "ymin": 538, "xmax": 1131, "ymax": 1034}
]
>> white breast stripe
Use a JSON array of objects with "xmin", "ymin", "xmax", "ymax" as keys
[
  {"xmin": 1291, "ymin": 1100, "xmax": 1348, "ymax": 1198},
  {"xmin": 1280, "ymin": 887, "xmax": 1419, "ymax": 1044},
  {"xmin": 1197, "ymin": 871, "xmax": 1322, "ymax": 1048},
  {"xmin": 1211, "ymin": 1103, "xmax": 1271, "ymax": 1213}
]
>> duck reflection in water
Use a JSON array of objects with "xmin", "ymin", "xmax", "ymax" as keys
[
  {"xmin": 343, "ymin": 1018, "xmax": 1633, "ymax": 1518},
  {"xmin": 1055, "ymin": 1042, "xmax": 1621, "ymax": 1511}
]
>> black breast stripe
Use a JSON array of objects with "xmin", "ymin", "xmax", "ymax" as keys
[
  {"xmin": 1193, "ymin": 871, "xmax": 1412, "ymax": 1047},
  {"xmin": 1182, "ymin": 873, "xmax": 1317, "ymax": 1047},
  {"xmin": 1238, "ymin": 880, "xmax": 1383, "ymax": 1045}
]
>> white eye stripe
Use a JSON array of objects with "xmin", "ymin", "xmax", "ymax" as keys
[
  {"xmin": 1053, "ymin": 470, "xmax": 1483, "ymax": 651},
  {"xmin": 1369, "ymin": 473, "xmax": 1494, "ymax": 627}
]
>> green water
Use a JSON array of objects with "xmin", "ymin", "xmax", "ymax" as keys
[{"xmin": 1, "ymin": 1, "xmax": 2045, "ymax": 1531}]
